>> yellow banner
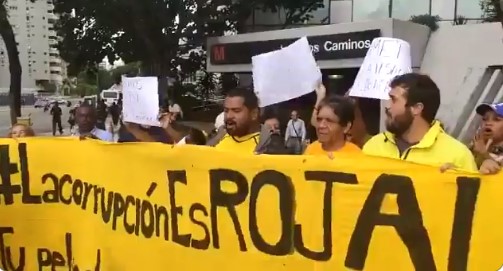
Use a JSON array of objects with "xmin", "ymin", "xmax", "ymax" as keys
[{"xmin": 0, "ymin": 138, "xmax": 502, "ymax": 271}]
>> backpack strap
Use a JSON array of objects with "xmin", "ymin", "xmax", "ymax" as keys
[
  {"xmin": 254, "ymin": 125, "xmax": 273, "ymax": 154},
  {"xmin": 206, "ymin": 126, "xmax": 227, "ymax": 147}
]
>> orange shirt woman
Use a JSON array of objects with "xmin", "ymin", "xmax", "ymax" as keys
[{"xmin": 305, "ymin": 95, "xmax": 361, "ymax": 157}]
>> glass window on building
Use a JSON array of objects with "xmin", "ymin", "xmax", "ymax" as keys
[
  {"xmin": 353, "ymin": 0, "xmax": 431, "ymax": 21},
  {"xmin": 431, "ymin": 0, "xmax": 455, "ymax": 20},
  {"xmin": 353, "ymin": 0, "xmax": 484, "ymax": 23},
  {"xmin": 392, "ymin": 0, "xmax": 430, "ymax": 20},
  {"xmin": 352, "ymin": 0, "xmax": 389, "ymax": 22},
  {"xmin": 457, "ymin": 0, "xmax": 484, "ymax": 19}
]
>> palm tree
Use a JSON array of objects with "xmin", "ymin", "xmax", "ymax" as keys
[{"xmin": 0, "ymin": 0, "xmax": 22, "ymax": 124}]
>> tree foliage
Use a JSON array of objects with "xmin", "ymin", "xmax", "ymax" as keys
[
  {"xmin": 453, "ymin": 16, "xmax": 468, "ymax": 25},
  {"xmin": 110, "ymin": 62, "xmax": 141, "ymax": 79},
  {"xmin": 54, "ymin": 0, "xmax": 325, "ymax": 103},
  {"xmin": 229, "ymin": 0, "xmax": 325, "ymax": 30},
  {"xmin": 410, "ymin": 14, "xmax": 441, "ymax": 32},
  {"xmin": 480, "ymin": 0, "xmax": 503, "ymax": 24},
  {"xmin": 260, "ymin": 0, "xmax": 326, "ymax": 28},
  {"xmin": 54, "ymin": 0, "xmax": 233, "ymax": 80},
  {"xmin": 54, "ymin": 0, "xmax": 326, "ymax": 78},
  {"xmin": 68, "ymin": 63, "xmax": 141, "ymax": 96}
]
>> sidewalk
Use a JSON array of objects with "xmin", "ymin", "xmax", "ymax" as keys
[{"xmin": 0, "ymin": 105, "xmax": 36, "ymax": 112}]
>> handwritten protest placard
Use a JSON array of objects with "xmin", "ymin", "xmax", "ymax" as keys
[
  {"xmin": 122, "ymin": 76, "xmax": 160, "ymax": 126},
  {"xmin": 349, "ymin": 38, "xmax": 412, "ymax": 100},
  {"xmin": 252, "ymin": 37, "xmax": 322, "ymax": 107},
  {"xmin": 0, "ymin": 138, "xmax": 502, "ymax": 270}
]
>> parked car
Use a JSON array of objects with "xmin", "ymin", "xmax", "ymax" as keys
[
  {"xmin": 48, "ymin": 99, "xmax": 67, "ymax": 105},
  {"xmin": 34, "ymin": 99, "xmax": 49, "ymax": 108}
]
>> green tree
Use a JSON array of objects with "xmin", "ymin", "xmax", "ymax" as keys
[
  {"xmin": 261, "ymin": 0, "xmax": 326, "ymax": 28},
  {"xmin": 76, "ymin": 67, "xmax": 113, "ymax": 92},
  {"xmin": 453, "ymin": 16, "xmax": 468, "ymax": 25},
  {"xmin": 227, "ymin": 0, "xmax": 325, "ymax": 32},
  {"xmin": 61, "ymin": 77, "xmax": 76, "ymax": 95},
  {"xmin": 72, "ymin": 83, "xmax": 97, "ymax": 97},
  {"xmin": 410, "ymin": 14, "xmax": 441, "ymax": 32},
  {"xmin": 54, "ymin": 0, "xmax": 326, "ymax": 99},
  {"xmin": 110, "ymin": 62, "xmax": 141, "ymax": 79},
  {"xmin": 0, "ymin": 0, "xmax": 23, "ymax": 124},
  {"xmin": 480, "ymin": 0, "xmax": 503, "ymax": 25},
  {"xmin": 37, "ymin": 80, "xmax": 58, "ymax": 93},
  {"xmin": 54, "ymin": 0, "xmax": 233, "ymax": 100}
]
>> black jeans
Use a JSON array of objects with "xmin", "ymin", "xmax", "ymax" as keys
[{"xmin": 52, "ymin": 119, "xmax": 63, "ymax": 135}]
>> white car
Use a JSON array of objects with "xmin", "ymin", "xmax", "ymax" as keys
[
  {"xmin": 34, "ymin": 99, "xmax": 49, "ymax": 108},
  {"xmin": 48, "ymin": 99, "xmax": 67, "ymax": 105}
]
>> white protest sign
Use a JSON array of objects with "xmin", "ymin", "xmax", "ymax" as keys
[
  {"xmin": 349, "ymin": 38, "xmax": 412, "ymax": 100},
  {"xmin": 252, "ymin": 37, "xmax": 322, "ymax": 107},
  {"xmin": 122, "ymin": 76, "xmax": 161, "ymax": 126}
]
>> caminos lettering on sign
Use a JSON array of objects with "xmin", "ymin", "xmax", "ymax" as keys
[
  {"xmin": 0, "ymin": 138, "xmax": 502, "ymax": 270},
  {"xmin": 210, "ymin": 30, "xmax": 381, "ymax": 65},
  {"xmin": 321, "ymin": 38, "xmax": 372, "ymax": 53}
]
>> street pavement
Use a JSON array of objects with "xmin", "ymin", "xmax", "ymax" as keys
[
  {"xmin": 0, "ymin": 104, "xmax": 215, "ymax": 138},
  {"xmin": 0, "ymin": 105, "xmax": 74, "ymax": 137}
]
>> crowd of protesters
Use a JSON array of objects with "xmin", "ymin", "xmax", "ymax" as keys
[{"xmin": 5, "ymin": 72, "xmax": 502, "ymax": 175}]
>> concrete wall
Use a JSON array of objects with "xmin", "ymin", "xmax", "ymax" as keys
[
  {"xmin": 419, "ymin": 23, "xmax": 503, "ymax": 142},
  {"xmin": 207, "ymin": 19, "xmax": 430, "ymax": 73}
]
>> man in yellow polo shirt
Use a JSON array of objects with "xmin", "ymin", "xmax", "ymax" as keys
[
  {"xmin": 363, "ymin": 73, "xmax": 477, "ymax": 172},
  {"xmin": 207, "ymin": 88, "xmax": 263, "ymax": 153}
]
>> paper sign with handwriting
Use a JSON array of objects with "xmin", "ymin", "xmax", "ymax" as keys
[
  {"xmin": 122, "ymin": 76, "xmax": 160, "ymax": 126},
  {"xmin": 349, "ymin": 38, "xmax": 412, "ymax": 100},
  {"xmin": 252, "ymin": 37, "xmax": 321, "ymax": 107}
]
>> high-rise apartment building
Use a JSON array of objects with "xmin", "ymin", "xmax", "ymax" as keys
[{"xmin": 0, "ymin": 0, "xmax": 66, "ymax": 96}]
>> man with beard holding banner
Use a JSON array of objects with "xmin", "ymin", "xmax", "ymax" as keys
[
  {"xmin": 207, "ymin": 87, "xmax": 273, "ymax": 153},
  {"xmin": 363, "ymin": 73, "xmax": 477, "ymax": 172}
]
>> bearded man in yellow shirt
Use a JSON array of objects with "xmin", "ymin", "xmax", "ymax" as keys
[
  {"xmin": 207, "ymin": 88, "xmax": 266, "ymax": 153},
  {"xmin": 363, "ymin": 73, "xmax": 477, "ymax": 172}
]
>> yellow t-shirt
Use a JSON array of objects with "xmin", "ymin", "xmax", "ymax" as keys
[
  {"xmin": 215, "ymin": 133, "xmax": 260, "ymax": 154},
  {"xmin": 304, "ymin": 141, "xmax": 361, "ymax": 156}
]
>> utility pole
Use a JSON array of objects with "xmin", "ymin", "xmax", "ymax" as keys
[
  {"xmin": 388, "ymin": 0, "xmax": 393, "ymax": 18},
  {"xmin": 499, "ymin": 0, "xmax": 503, "ymax": 30},
  {"xmin": 454, "ymin": 0, "xmax": 458, "ymax": 22}
]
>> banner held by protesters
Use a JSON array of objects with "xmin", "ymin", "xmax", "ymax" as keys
[{"xmin": 0, "ymin": 138, "xmax": 501, "ymax": 270}]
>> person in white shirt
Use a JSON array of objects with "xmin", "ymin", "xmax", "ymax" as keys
[
  {"xmin": 110, "ymin": 76, "xmax": 123, "ymax": 92},
  {"xmin": 215, "ymin": 111, "xmax": 225, "ymax": 130},
  {"xmin": 285, "ymin": 110, "xmax": 306, "ymax": 154},
  {"xmin": 73, "ymin": 104, "xmax": 114, "ymax": 142},
  {"xmin": 168, "ymin": 99, "xmax": 183, "ymax": 120}
]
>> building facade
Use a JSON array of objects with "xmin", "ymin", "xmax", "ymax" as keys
[
  {"xmin": 0, "ymin": 0, "xmax": 66, "ymax": 96},
  {"xmin": 207, "ymin": 4, "xmax": 501, "ymax": 139},
  {"xmin": 246, "ymin": 0, "xmax": 485, "ymax": 32}
]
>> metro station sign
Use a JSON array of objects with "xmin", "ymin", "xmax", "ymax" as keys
[{"xmin": 210, "ymin": 29, "xmax": 381, "ymax": 65}]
